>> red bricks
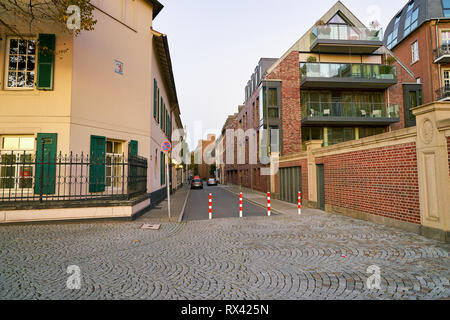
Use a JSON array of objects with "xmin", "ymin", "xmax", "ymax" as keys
[
  {"xmin": 316, "ymin": 142, "xmax": 421, "ymax": 224},
  {"xmin": 266, "ymin": 52, "xmax": 302, "ymax": 155}
]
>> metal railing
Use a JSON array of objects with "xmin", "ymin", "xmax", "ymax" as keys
[
  {"xmin": 301, "ymin": 101, "xmax": 399, "ymax": 119},
  {"xmin": 311, "ymin": 25, "xmax": 383, "ymax": 44},
  {"xmin": 433, "ymin": 45, "xmax": 450, "ymax": 61},
  {"xmin": 0, "ymin": 151, "xmax": 147, "ymax": 203},
  {"xmin": 300, "ymin": 63, "xmax": 397, "ymax": 80},
  {"xmin": 436, "ymin": 86, "xmax": 450, "ymax": 101}
]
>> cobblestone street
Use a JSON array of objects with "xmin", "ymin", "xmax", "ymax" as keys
[{"xmin": 0, "ymin": 206, "xmax": 449, "ymax": 300}]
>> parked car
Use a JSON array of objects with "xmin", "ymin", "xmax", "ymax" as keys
[
  {"xmin": 191, "ymin": 177, "xmax": 203, "ymax": 189},
  {"xmin": 207, "ymin": 178, "xmax": 218, "ymax": 186}
]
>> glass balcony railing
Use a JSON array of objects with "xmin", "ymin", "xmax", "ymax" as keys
[
  {"xmin": 310, "ymin": 25, "xmax": 383, "ymax": 44},
  {"xmin": 301, "ymin": 101, "xmax": 399, "ymax": 119},
  {"xmin": 300, "ymin": 63, "xmax": 397, "ymax": 81}
]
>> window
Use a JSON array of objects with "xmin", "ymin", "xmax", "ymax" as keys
[
  {"xmin": 0, "ymin": 136, "xmax": 35, "ymax": 190},
  {"xmin": 160, "ymin": 151, "xmax": 165, "ymax": 185},
  {"xmin": 387, "ymin": 15, "xmax": 401, "ymax": 49},
  {"xmin": 404, "ymin": 3, "xmax": 419, "ymax": 36},
  {"xmin": 443, "ymin": 0, "xmax": 450, "ymax": 17},
  {"xmin": 5, "ymin": 37, "xmax": 36, "ymax": 89},
  {"xmin": 105, "ymin": 140, "xmax": 123, "ymax": 188},
  {"xmin": 153, "ymin": 79, "xmax": 158, "ymax": 120},
  {"xmin": 411, "ymin": 41, "xmax": 419, "ymax": 63}
]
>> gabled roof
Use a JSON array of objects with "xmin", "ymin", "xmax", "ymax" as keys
[
  {"xmin": 152, "ymin": 28, "xmax": 181, "ymax": 124},
  {"xmin": 265, "ymin": 1, "xmax": 367, "ymax": 75},
  {"xmin": 145, "ymin": 0, "xmax": 164, "ymax": 19}
]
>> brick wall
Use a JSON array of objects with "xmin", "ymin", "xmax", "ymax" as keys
[
  {"xmin": 316, "ymin": 142, "xmax": 421, "ymax": 224},
  {"xmin": 266, "ymin": 51, "xmax": 302, "ymax": 155}
]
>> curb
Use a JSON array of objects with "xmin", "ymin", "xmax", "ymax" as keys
[
  {"xmin": 219, "ymin": 186, "xmax": 283, "ymax": 216},
  {"xmin": 177, "ymin": 187, "xmax": 191, "ymax": 223}
]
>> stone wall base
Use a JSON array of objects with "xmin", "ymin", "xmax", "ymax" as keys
[
  {"xmin": 325, "ymin": 204, "xmax": 449, "ymax": 243},
  {"xmin": 0, "ymin": 198, "xmax": 151, "ymax": 225}
]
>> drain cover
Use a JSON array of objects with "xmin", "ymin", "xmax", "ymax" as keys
[{"xmin": 141, "ymin": 224, "xmax": 161, "ymax": 230}]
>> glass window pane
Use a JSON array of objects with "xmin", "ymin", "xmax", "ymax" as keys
[
  {"xmin": 19, "ymin": 137, "xmax": 34, "ymax": 150},
  {"xmin": 18, "ymin": 40, "xmax": 27, "ymax": 54},
  {"xmin": 27, "ymin": 40, "xmax": 36, "ymax": 55},
  {"xmin": 9, "ymin": 39, "xmax": 18, "ymax": 54},
  {"xmin": 26, "ymin": 72, "xmax": 35, "ymax": 88},
  {"xmin": 8, "ymin": 72, "xmax": 16, "ymax": 87},
  {"xmin": 17, "ymin": 56, "xmax": 26, "ymax": 71},
  {"xmin": 27, "ymin": 56, "xmax": 35, "ymax": 71},
  {"xmin": 17, "ymin": 72, "xmax": 26, "ymax": 87},
  {"xmin": 3, "ymin": 137, "xmax": 20, "ymax": 150},
  {"xmin": 8, "ymin": 55, "xmax": 17, "ymax": 71},
  {"xmin": 106, "ymin": 141, "xmax": 113, "ymax": 153}
]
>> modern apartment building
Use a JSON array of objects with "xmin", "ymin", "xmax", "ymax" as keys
[
  {"xmin": 384, "ymin": 0, "xmax": 450, "ymax": 128},
  {"xmin": 219, "ymin": 1, "xmax": 403, "ymax": 197},
  {"xmin": 0, "ymin": 0, "xmax": 183, "ymax": 223}
]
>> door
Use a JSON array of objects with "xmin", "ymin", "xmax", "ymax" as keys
[
  {"xmin": 35, "ymin": 133, "xmax": 57, "ymax": 195},
  {"xmin": 316, "ymin": 164, "xmax": 325, "ymax": 210},
  {"xmin": 279, "ymin": 167, "xmax": 302, "ymax": 204},
  {"xmin": 89, "ymin": 136, "xmax": 106, "ymax": 193}
]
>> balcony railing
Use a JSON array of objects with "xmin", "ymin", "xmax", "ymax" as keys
[
  {"xmin": 300, "ymin": 63, "xmax": 397, "ymax": 80},
  {"xmin": 0, "ymin": 151, "xmax": 147, "ymax": 203},
  {"xmin": 301, "ymin": 101, "xmax": 399, "ymax": 120},
  {"xmin": 310, "ymin": 25, "xmax": 383, "ymax": 43},
  {"xmin": 433, "ymin": 45, "xmax": 450, "ymax": 62},
  {"xmin": 436, "ymin": 86, "xmax": 450, "ymax": 101}
]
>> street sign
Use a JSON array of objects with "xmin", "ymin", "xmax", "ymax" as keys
[{"xmin": 162, "ymin": 141, "xmax": 171, "ymax": 153}]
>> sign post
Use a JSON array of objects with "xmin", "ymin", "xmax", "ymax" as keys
[{"xmin": 162, "ymin": 141, "xmax": 172, "ymax": 219}]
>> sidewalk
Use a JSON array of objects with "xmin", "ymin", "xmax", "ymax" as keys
[
  {"xmin": 220, "ymin": 184, "xmax": 318, "ymax": 216},
  {"xmin": 138, "ymin": 184, "xmax": 190, "ymax": 223}
]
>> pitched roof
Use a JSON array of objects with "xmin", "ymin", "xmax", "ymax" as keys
[
  {"xmin": 145, "ymin": 0, "xmax": 164, "ymax": 19},
  {"xmin": 383, "ymin": 0, "xmax": 450, "ymax": 49},
  {"xmin": 265, "ymin": 1, "xmax": 367, "ymax": 75}
]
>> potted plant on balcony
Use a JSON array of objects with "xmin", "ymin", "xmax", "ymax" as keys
[{"xmin": 315, "ymin": 19, "xmax": 331, "ymax": 35}]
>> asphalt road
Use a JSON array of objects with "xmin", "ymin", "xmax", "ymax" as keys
[{"xmin": 183, "ymin": 184, "xmax": 268, "ymax": 221}]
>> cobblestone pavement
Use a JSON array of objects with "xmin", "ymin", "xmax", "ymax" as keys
[{"xmin": 0, "ymin": 208, "xmax": 449, "ymax": 300}]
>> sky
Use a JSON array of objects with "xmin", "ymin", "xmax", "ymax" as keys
[{"xmin": 153, "ymin": 0, "xmax": 407, "ymax": 148}]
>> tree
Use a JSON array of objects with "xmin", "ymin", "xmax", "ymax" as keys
[{"xmin": 0, "ymin": 0, "xmax": 96, "ymax": 37}]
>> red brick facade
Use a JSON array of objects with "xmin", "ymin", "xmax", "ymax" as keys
[
  {"xmin": 266, "ymin": 51, "xmax": 302, "ymax": 155},
  {"xmin": 389, "ymin": 21, "xmax": 450, "ymax": 130},
  {"xmin": 316, "ymin": 143, "xmax": 421, "ymax": 224}
]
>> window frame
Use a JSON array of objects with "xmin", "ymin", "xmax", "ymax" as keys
[
  {"xmin": 411, "ymin": 40, "xmax": 420, "ymax": 63},
  {"xmin": 3, "ymin": 36, "xmax": 37, "ymax": 91}
]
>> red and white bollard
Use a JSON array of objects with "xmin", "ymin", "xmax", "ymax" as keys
[
  {"xmin": 239, "ymin": 192, "xmax": 243, "ymax": 218},
  {"xmin": 298, "ymin": 191, "xmax": 302, "ymax": 215},
  {"xmin": 209, "ymin": 193, "xmax": 212, "ymax": 220},
  {"xmin": 267, "ymin": 192, "xmax": 271, "ymax": 216}
]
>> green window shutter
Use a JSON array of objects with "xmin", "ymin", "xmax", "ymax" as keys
[
  {"xmin": 157, "ymin": 88, "xmax": 160, "ymax": 123},
  {"xmin": 35, "ymin": 133, "xmax": 57, "ymax": 195},
  {"xmin": 129, "ymin": 140, "xmax": 138, "ymax": 156},
  {"xmin": 89, "ymin": 136, "xmax": 106, "ymax": 193},
  {"xmin": 153, "ymin": 79, "xmax": 157, "ymax": 119},
  {"xmin": 37, "ymin": 34, "xmax": 55, "ymax": 90},
  {"xmin": 160, "ymin": 151, "xmax": 165, "ymax": 185},
  {"xmin": 160, "ymin": 98, "xmax": 164, "ymax": 129}
]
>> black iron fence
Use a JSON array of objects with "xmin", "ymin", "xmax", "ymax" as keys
[
  {"xmin": 436, "ymin": 86, "xmax": 450, "ymax": 101},
  {"xmin": 0, "ymin": 151, "xmax": 147, "ymax": 203}
]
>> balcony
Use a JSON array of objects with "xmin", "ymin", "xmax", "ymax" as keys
[
  {"xmin": 433, "ymin": 45, "xmax": 450, "ymax": 64},
  {"xmin": 436, "ymin": 86, "xmax": 450, "ymax": 101},
  {"xmin": 310, "ymin": 25, "xmax": 383, "ymax": 54},
  {"xmin": 300, "ymin": 63, "xmax": 397, "ymax": 89},
  {"xmin": 301, "ymin": 101, "xmax": 399, "ymax": 126}
]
